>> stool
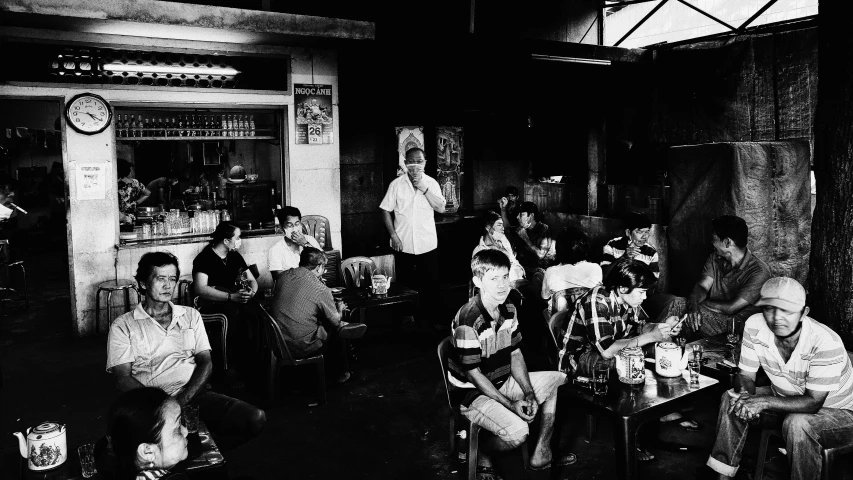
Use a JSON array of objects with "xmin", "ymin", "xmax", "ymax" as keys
[
  {"xmin": 177, "ymin": 276, "xmax": 194, "ymax": 306},
  {"xmin": 0, "ymin": 239, "xmax": 27, "ymax": 310},
  {"xmin": 95, "ymin": 280, "xmax": 140, "ymax": 334}
]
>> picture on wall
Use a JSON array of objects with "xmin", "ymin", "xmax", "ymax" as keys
[
  {"xmin": 395, "ymin": 126, "xmax": 424, "ymax": 176},
  {"xmin": 436, "ymin": 126, "xmax": 463, "ymax": 213},
  {"xmin": 295, "ymin": 84, "xmax": 333, "ymax": 144}
]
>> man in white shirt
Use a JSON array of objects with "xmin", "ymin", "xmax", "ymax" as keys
[
  {"xmin": 268, "ymin": 206, "xmax": 322, "ymax": 281},
  {"xmin": 108, "ymin": 251, "xmax": 266, "ymax": 439},
  {"xmin": 704, "ymin": 277, "xmax": 853, "ymax": 480},
  {"xmin": 380, "ymin": 148, "xmax": 446, "ymax": 328}
]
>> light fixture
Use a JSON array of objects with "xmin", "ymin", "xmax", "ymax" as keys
[
  {"xmin": 531, "ymin": 54, "xmax": 611, "ymax": 66},
  {"xmin": 103, "ymin": 63, "xmax": 240, "ymax": 76}
]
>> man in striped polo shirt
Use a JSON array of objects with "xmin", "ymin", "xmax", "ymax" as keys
[
  {"xmin": 448, "ymin": 249, "xmax": 570, "ymax": 477},
  {"xmin": 601, "ymin": 212, "xmax": 659, "ymax": 278},
  {"xmin": 704, "ymin": 277, "xmax": 853, "ymax": 480}
]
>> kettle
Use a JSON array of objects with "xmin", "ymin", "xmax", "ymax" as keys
[
  {"xmin": 13, "ymin": 422, "xmax": 67, "ymax": 471},
  {"xmin": 655, "ymin": 341, "xmax": 683, "ymax": 377}
]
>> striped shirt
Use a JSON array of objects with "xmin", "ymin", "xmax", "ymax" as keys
[
  {"xmin": 448, "ymin": 295, "xmax": 522, "ymax": 407},
  {"xmin": 601, "ymin": 236, "xmax": 659, "ymax": 277},
  {"xmin": 739, "ymin": 314, "xmax": 853, "ymax": 410},
  {"xmin": 558, "ymin": 285, "xmax": 644, "ymax": 374}
]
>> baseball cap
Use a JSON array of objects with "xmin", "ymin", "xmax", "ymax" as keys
[{"xmin": 755, "ymin": 277, "xmax": 806, "ymax": 311}]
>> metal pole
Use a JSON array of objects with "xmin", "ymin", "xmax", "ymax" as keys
[
  {"xmin": 737, "ymin": 0, "xmax": 779, "ymax": 32},
  {"xmin": 676, "ymin": 0, "xmax": 737, "ymax": 32},
  {"xmin": 614, "ymin": 0, "xmax": 670, "ymax": 48}
]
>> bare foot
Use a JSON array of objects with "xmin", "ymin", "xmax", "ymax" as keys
[{"xmin": 528, "ymin": 446, "xmax": 553, "ymax": 470}]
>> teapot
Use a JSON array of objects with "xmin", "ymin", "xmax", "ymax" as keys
[
  {"xmin": 655, "ymin": 341, "xmax": 683, "ymax": 378},
  {"xmin": 13, "ymin": 422, "xmax": 67, "ymax": 471}
]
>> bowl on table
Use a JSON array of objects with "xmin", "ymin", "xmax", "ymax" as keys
[{"xmin": 246, "ymin": 174, "xmax": 259, "ymax": 183}]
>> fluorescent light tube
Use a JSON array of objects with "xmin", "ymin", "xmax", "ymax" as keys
[{"xmin": 531, "ymin": 54, "xmax": 611, "ymax": 66}]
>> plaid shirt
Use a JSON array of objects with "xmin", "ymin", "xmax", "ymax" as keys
[
  {"xmin": 601, "ymin": 236, "xmax": 660, "ymax": 277},
  {"xmin": 558, "ymin": 285, "xmax": 644, "ymax": 373},
  {"xmin": 448, "ymin": 295, "xmax": 522, "ymax": 407}
]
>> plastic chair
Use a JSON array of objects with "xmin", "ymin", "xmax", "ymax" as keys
[
  {"xmin": 95, "ymin": 279, "xmax": 141, "ymax": 334},
  {"xmin": 0, "ymin": 240, "xmax": 27, "ymax": 310},
  {"xmin": 754, "ymin": 351, "xmax": 853, "ymax": 480},
  {"xmin": 200, "ymin": 313, "xmax": 228, "ymax": 371},
  {"xmin": 340, "ymin": 256, "xmax": 376, "ymax": 289},
  {"xmin": 301, "ymin": 215, "xmax": 332, "ymax": 250},
  {"xmin": 259, "ymin": 305, "xmax": 326, "ymax": 405},
  {"xmin": 437, "ymin": 336, "xmax": 528, "ymax": 479}
]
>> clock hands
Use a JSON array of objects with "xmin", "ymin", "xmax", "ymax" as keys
[{"xmin": 85, "ymin": 112, "xmax": 104, "ymax": 122}]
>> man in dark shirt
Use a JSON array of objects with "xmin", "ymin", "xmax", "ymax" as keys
[
  {"xmin": 657, "ymin": 215, "xmax": 772, "ymax": 338},
  {"xmin": 273, "ymin": 247, "xmax": 366, "ymax": 383},
  {"xmin": 449, "ymin": 249, "xmax": 570, "ymax": 476}
]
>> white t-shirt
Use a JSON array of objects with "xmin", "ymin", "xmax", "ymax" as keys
[
  {"xmin": 268, "ymin": 235, "xmax": 322, "ymax": 274},
  {"xmin": 739, "ymin": 314, "xmax": 853, "ymax": 410},
  {"xmin": 107, "ymin": 303, "xmax": 211, "ymax": 396},
  {"xmin": 541, "ymin": 261, "xmax": 603, "ymax": 300},
  {"xmin": 471, "ymin": 236, "xmax": 525, "ymax": 282},
  {"xmin": 379, "ymin": 174, "xmax": 445, "ymax": 255}
]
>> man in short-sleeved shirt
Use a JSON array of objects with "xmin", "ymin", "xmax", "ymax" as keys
[
  {"xmin": 600, "ymin": 213, "xmax": 659, "ymax": 278},
  {"xmin": 108, "ymin": 251, "xmax": 265, "ymax": 438},
  {"xmin": 656, "ymin": 215, "xmax": 771, "ymax": 338},
  {"xmin": 273, "ymin": 247, "xmax": 365, "ymax": 381},
  {"xmin": 705, "ymin": 277, "xmax": 853, "ymax": 480},
  {"xmin": 267, "ymin": 206, "xmax": 321, "ymax": 280},
  {"xmin": 380, "ymin": 148, "xmax": 446, "ymax": 327}
]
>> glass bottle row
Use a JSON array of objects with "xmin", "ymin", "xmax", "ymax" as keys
[{"xmin": 116, "ymin": 114, "xmax": 256, "ymax": 138}]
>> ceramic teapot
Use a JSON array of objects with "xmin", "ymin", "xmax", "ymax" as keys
[
  {"xmin": 13, "ymin": 422, "xmax": 67, "ymax": 471},
  {"xmin": 655, "ymin": 341, "xmax": 683, "ymax": 377}
]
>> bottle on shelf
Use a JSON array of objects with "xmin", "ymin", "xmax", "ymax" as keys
[
  {"xmin": 177, "ymin": 115, "xmax": 185, "ymax": 137},
  {"xmin": 143, "ymin": 118, "xmax": 151, "ymax": 138},
  {"xmin": 248, "ymin": 115, "xmax": 256, "ymax": 137},
  {"xmin": 274, "ymin": 204, "xmax": 283, "ymax": 234},
  {"xmin": 130, "ymin": 115, "xmax": 138, "ymax": 137}
]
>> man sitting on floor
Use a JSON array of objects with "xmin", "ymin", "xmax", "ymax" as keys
[
  {"xmin": 272, "ymin": 247, "xmax": 366, "ymax": 384},
  {"xmin": 657, "ymin": 215, "xmax": 771, "ymax": 338},
  {"xmin": 448, "ymin": 249, "xmax": 572, "ymax": 479},
  {"xmin": 268, "ymin": 206, "xmax": 322, "ymax": 281},
  {"xmin": 704, "ymin": 277, "xmax": 853, "ymax": 480},
  {"xmin": 600, "ymin": 212, "xmax": 659, "ymax": 278},
  {"xmin": 107, "ymin": 251, "xmax": 266, "ymax": 440}
]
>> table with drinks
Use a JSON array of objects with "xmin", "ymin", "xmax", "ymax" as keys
[{"xmin": 563, "ymin": 340, "xmax": 722, "ymax": 480}]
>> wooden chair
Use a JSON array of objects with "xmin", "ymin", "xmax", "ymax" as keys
[
  {"xmin": 340, "ymin": 256, "xmax": 376, "ymax": 289},
  {"xmin": 437, "ymin": 337, "xmax": 527, "ymax": 479},
  {"xmin": 200, "ymin": 313, "xmax": 228, "ymax": 371},
  {"xmin": 754, "ymin": 351, "xmax": 853, "ymax": 480},
  {"xmin": 259, "ymin": 305, "xmax": 326, "ymax": 405},
  {"xmin": 301, "ymin": 215, "xmax": 332, "ymax": 250}
]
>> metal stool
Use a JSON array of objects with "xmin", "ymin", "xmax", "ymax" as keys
[
  {"xmin": 177, "ymin": 276, "xmax": 194, "ymax": 306},
  {"xmin": 95, "ymin": 280, "xmax": 140, "ymax": 334},
  {"xmin": 0, "ymin": 239, "xmax": 27, "ymax": 310}
]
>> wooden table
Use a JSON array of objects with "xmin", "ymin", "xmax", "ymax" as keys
[
  {"xmin": 333, "ymin": 284, "xmax": 420, "ymax": 319},
  {"xmin": 562, "ymin": 368, "xmax": 720, "ymax": 480},
  {"xmin": 687, "ymin": 333, "xmax": 740, "ymax": 387}
]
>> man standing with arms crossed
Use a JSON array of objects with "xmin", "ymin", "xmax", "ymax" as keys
[{"xmin": 380, "ymin": 148, "xmax": 446, "ymax": 330}]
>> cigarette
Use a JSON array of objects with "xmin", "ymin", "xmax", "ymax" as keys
[
  {"xmin": 673, "ymin": 314, "xmax": 688, "ymax": 329},
  {"xmin": 8, "ymin": 202, "xmax": 27, "ymax": 214}
]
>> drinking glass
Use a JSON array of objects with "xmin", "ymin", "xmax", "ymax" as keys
[
  {"xmin": 593, "ymin": 362, "xmax": 610, "ymax": 396},
  {"xmin": 687, "ymin": 360, "xmax": 700, "ymax": 386},
  {"xmin": 692, "ymin": 344, "xmax": 704, "ymax": 363},
  {"xmin": 727, "ymin": 318, "xmax": 740, "ymax": 345},
  {"xmin": 182, "ymin": 404, "xmax": 199, "ymax": 434},
  {"xmin": 78, "ymin": 443, "xmax": 97, "ymax": 478}
]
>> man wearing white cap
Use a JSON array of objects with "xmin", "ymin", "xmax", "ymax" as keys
[{"xmin": 703, "ymin": 277, "xmax": 853, "ymax": 480}]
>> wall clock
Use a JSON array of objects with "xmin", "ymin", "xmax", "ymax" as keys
[{"xmin": 65, "ymin": 93, "xmax": 112, "ymax": 135}]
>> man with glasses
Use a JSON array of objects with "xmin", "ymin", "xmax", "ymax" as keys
[
  {"xmin": 272, "ymin": 247, "xmax": 366, "ymax": 384},
  {"xmin": 380, "ymin": 147, "xmax": 446, "ymax": 329},
  {"xmin": 268, "ymin": 206, "xmax": 322, "ymax": 281}
]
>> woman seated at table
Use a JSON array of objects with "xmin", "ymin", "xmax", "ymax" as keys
[
  {"xmin": 541, "ymin": 226, "xmax": 602, "ymax": 317},
  {"xmin": 192, "ymin": 221, "xmax": 258, "ymax": 388},
  {"xmin": 471, "ymin": 210, "xmax": 526, "ymax": 285},
  {"xmin": 556, "ymin": 259, "xmax": 683, "ymax": 461},
  {"xmin": 108, "ymin": 387, "xmax": 189, "ymax": 480}
]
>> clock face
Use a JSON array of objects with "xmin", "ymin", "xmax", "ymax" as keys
[{"xmin": 66, "ymin": 94, "xmax": 112, "ymax": 134}]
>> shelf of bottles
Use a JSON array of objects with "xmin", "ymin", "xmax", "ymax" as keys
[{"xmin": 115, "ymin": 112, "xmax": 277, "ymax": 140}]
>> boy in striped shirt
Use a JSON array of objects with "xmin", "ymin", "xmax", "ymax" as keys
[
  {"xmin": 705, "ymin": 277, "xmax": 853, "ymax": 480},
  {"xmin": 600, "ymin": 212, "xmax": 659, "ymax": 278},
  {"xmin": 448, "ymin": 249, "xmax": 570, "ymax": 477}
]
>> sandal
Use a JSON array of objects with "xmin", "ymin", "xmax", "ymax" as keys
[
  {"xmin": 527, "ymin": 453, "xmax": 577, "ymax": 471},
  {"xmin": 679, "ymin": 420, "xmax": 702, "ymax": 431},
  {"xmin": 636, "ymin": 447, "xmax": 655, "ymax": 462}
]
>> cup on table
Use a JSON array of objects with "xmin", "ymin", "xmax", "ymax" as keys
[
  {"xmin": 727, "ymin": 318, "xmax": 740, "ymax": 345},
  {"xmin": 692, "ymin": 344, "xmax": 704, "ymax": 363},
  {"xmin": 593, "ymin": 361, "xmax": 610, "ymax": 397},
  {"xmin": 78, "ymin": 443, "xmax": 97, "ymax": 478},
  {"xmin": 687, "ymin": 360, "xmax": 700, "ymax": 386},
  {"xmin": 183, "ymin": 404, "xmax": 199, "ymax": 434}
]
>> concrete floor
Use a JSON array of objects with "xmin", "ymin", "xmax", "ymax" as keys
[{"xmin": 0, "ymin": 249, "xmax": 797, "ymax": 480}]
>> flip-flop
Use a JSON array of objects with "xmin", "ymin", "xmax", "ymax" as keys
[
  {"xmin": 527, "ymin": 453, "xmax": 577, "ymax": 471},
  {"xmin": 679, "ymin": 420, "xmax": 702, "ymax": 431},
  {"xmin": 637, "ymin": 447, "xmax": 656, "ymax": 462}
]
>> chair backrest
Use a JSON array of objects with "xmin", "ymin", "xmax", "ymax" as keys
[
  {"xmin": 302, "ymin": 215, "xmax": 331, "ymax": 250},
  {"xmin": 258, "ymin": 305, "xmax": 298, "ymax": 365},
  {"xmin": 437, "ymin": 337, "xmax": 455, "ymax": 412},
  {"xmin": 247, "ymin": 263, "xmax": 260, "ymax": 281},
  {"xmin": 340, "ymin": 256, "xmax": 376, "ymax": 288},
  {"xmin": 200, "ymin": 313, "xmax": 228, "ymax": 370},
  {"xmin": 548, "ymin": 309, "xmax": 569, "ymax": 351}
]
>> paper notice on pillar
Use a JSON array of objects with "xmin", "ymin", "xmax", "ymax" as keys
[
  {"xmin": 294, "ymin": 84, "xmax": 333, "ymax": 144},
  {"xmin": 395, "ymin": 126, "xmax": 424, "ymax": 175},
  {"xmin": 76, "ymin": 163, "xmax": 106, "ymax": 200}
]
